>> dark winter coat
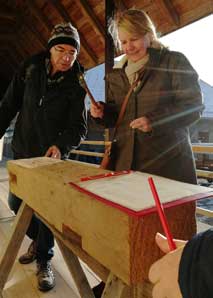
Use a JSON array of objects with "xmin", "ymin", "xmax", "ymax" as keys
[
  {"xmin": 0, "ymin": 51, "xmax": 87, "ymax": 158},
  {"xmin": 102, "ymin": 48, "xmax": 203, "ymax": 183},
  {"xmin": 179, "ymin": 229, "xmax": 213, "ymax": 298}
]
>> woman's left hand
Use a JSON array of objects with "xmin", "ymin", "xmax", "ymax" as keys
[{"xmin": 130, "ymin": 116, "xmax": 152, "ymax": 132}]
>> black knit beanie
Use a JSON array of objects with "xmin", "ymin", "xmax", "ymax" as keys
[{"xmin": 47, "ymin": 22, "xmax": 80, "ymax": 53}]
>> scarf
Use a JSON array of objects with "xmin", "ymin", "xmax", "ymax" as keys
[{"xmin": 125, "ymin": 54, "xmax": 149, "ymax": 84}]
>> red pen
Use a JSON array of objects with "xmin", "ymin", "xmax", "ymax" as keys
[
  {"xmin": 80, "ymin": 170, "xmax": 132, "ymax": 181},
  {"xmin": 148, "ymin": 177, "xmax": 176, "ymax": 251}
]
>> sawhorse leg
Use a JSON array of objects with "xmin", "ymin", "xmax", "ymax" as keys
[
  {"xmin": 102, "ymin": 273, "xmax": 153, "ymax": 298},
  {"xmin": 0, "ymin": 202, "xmax": 33, "ymax": 296},
  {"xmin": 56, "ymin": 237, "xmax": 95, "ymax": 298}
]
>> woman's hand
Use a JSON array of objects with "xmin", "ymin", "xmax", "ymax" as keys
[
  {"xmin": 149, "ymin": 233, "xmax": 187, "ymax": 298},
  {"xmin": 130, "ymin": 116, "xmax": 152, "ymax": 132},
  {"xmin": 90, "ymin": 102, "xmax": 104, "ymax": 119},
  {"xmin": 45, "ymin": 145, "xmax": 61, "ymax": 159}
]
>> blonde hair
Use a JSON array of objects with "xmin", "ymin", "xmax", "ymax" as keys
[{"xmin": 109, "ymin": 9, "xmax": 164, "ymax": 51}]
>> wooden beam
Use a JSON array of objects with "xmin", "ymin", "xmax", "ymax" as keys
[
  {"xmin": 192, "ymin": 145, "xmax": 213, "ymax": 154},
  {"xmin": 0, "ymin": 34, "xmax": 15, "ymax": 40},
  {"xmin": 114, "ymin": 0, "xmax": 127, "ymax": 10},
  {"xmin": 0, "ymin": 203, "xmax": 33, "ymax": 290},
  {"xmin": 51, "ymin": 0, "xmax": 98, "ymax": 65},
  {"xmin": 25, "ymin": 0, "xmax": 53, "ymax": 32},
  {"xmin": 23, "ymin": 22, "xmax": 46, "ymax": 48},
  {"xmin": 157, "ymin": 0, "xmax": 180, "ymax": 26},
  {"xmin": 0, "ymin": 4, "xmax": 17, "ymax": 22},
  {"xmin": 79, "ymin": 0, "xmax": 105, "ymax": 42},
  {"xmin": 196, "ymin": 169, "xmax": 213, "ymax": 179},
  {"xmin": 105, "ymin": 0, "xmax": 115, "ymax": 73},
  {"xmin": 196, "ymin": 207, "xmax": 213, "ymax": 218}
]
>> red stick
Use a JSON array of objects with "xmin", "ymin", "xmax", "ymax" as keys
[{"xmin": 148, "ymin": 177, "xmax": 176, "ymax": 251}]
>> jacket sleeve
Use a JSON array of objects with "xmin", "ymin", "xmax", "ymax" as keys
[
  {"xmin": 0, "ymin": 64, "xmax": 25, "ymax": 138},
  {"xmin": 146, "ymin": 52, "xmax": 204, "ymax": 135},
  {"xmin": 178, "ymin": 229, "xmax": 213, "ymax": 298},
  {"xmin": 54, "ymin": 87, "xmax": 87, "ymax": 157}
]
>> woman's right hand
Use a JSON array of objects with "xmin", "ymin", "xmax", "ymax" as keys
[{"xmin": 90, "ymin": 102, "xmax": 104, "ymax": 118}]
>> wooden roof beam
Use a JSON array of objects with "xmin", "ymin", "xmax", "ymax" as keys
[
  {"xmin": 0, "ymin": 4, "xmax": 17, "ymax": 22},
  {"xmin": 51, "ymin": 0, "xmax": 98, "ymax": 65},
  {"xmin": 157, "ymin": 0, "xmax": 180, "ymax": 26},
  {"xmin": 22, "ymin": 21, "xmax": 46, "ymax": 49},
  {"xmin": 0, "ymin": 34, "xmax": 15, "ymax": 40},
  {"xmin": 78, "ymin": 0, "xmax": 105, "ymax": 42},
  {"xmin": 114, "ymin": 0, "xmax": 127, "ymax": 10},
  {"xmin": 25, "ymin": 1, "xmax": 53, "ymax": 32}
]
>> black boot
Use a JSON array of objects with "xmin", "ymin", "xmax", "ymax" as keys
[
  {"xmin": 93, "ymin": 281, "xmax": 105, "ymax": 298},
  {"xmin": 19, "ymin": 240, "xmax": 37, "ymax": 264},
  {"xmin": 36, "ymin": 260, "xmax": 55, "ymax": 291}
]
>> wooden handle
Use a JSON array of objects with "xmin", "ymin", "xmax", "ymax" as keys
[{"xmin": 78, "ymin": 73, "xmax": 99, "ymax": 108}]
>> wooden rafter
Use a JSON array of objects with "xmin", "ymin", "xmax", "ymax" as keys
[
  {"xmin": 78, "ymin": 0, "xmax": 105, "ymax": 42},
  {"xmin": 22, "ymin": 21, "xmax": 46, "ymax": 49},
  {"xmin": 114, "ymin": 0, "xmax": 127, "ymax": 10},
  {"xmin": 157, "ymin": 0, "xmax": 180, "ymax": 26},
  {"xmin": 0, "ymin": 34, "xmax": 14, "ymax": 40},
  {"xmin": 0, "ymin": 4, "xmax": 17, "ymax": 22},
  {"xmin": 51, "ymin": 0, "xmax": 98, "ymax": 65},
  {"xmin": 25, "ymin": 1, "xmax": 53, "ymax": 32}
]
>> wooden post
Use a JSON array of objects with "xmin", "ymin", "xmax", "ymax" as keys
[{"xmin": 0, "ymin": 202, "xmax": 33, "ymax": 291}]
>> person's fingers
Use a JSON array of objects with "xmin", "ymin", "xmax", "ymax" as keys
[
  {"xmin": 156, "ymin": 233, "xmax": 187, "ymax": 253},
  {"xmin": 148, "ymin": 257, "xmax": 163, "ymax": 284},
  {"xmin": 151, "ymin": 281, "xmax": 165, "ymax": 298},
  {"xmin": 45, "ymin": 146, "xmax": 61, "ymax": 159},
  {"xmin": 155, "ymin": 233, "xmax": 171, "ymax": 253},
  {"xmin": 45, "ymin": 147, "xmax": 52, "ymax": 157},
  {"xmin": 130, "ymin": 117, "xmax": 151, "ymax": 131}
]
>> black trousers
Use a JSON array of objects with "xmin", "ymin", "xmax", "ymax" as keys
[{"xmin": 8, "ymin": 192, "xmax": 54, "ymax": 262}]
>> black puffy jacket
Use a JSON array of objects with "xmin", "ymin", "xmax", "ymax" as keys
[{"xmin": 0, "ymin": 51, "xmax": 87, "ymax": 158}]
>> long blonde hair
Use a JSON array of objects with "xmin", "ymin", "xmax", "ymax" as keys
[{"xmin": 109, "ymin": 9, "xmax": 164, "ymax": 51}]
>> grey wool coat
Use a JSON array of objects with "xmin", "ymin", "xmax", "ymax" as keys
[{"xmin": 100, "ymin": 48, "xmax": 204, "ymax": 184}]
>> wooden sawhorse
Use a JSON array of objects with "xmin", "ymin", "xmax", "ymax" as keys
[{"xmin": 1, "ymin": 157, "xmax": 207, "ymax": 297}]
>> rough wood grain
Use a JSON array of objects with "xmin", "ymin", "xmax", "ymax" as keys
[{"xmin": 7, "ymin": 157, "xmax": 199, "ymax": 285}]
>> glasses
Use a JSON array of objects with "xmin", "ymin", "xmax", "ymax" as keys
[{"xmin": 54, "ymin": 46, "xmax": 76, "ymax": 57}]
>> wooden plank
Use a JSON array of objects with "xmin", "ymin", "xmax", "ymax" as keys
[
  {"xmin": 70, "ymin": 150, "xmax": 104, "ymax": 157},
  {"xmin": 7, "ymin": 157, "xmax": 199, "ymax": 286},
  {"xmin": 192, "ymin": 145, "xmax": 213, "ymax": 154},
  {"xmin": 102, "ymin": 273, "xmax": 127, "ymax": 298},
  {"xmin": 196, "ymin": 207, "xmax": 213, "ymax": 218},
  {"xmin": 196, "ymin": 169, "xmax": 213, "ymax": 179},
  {"xmin": 0, "ymin": 203, "xmax": 33, "ymax": 291}
]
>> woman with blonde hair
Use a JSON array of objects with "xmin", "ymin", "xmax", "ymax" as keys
[
  {"xmin": 91, "ymin": 8, "xmax": 203, "ymax": 184},
  {"xmin": 91, "ymin": 9, "xmax": 203, "ymax": 296}
]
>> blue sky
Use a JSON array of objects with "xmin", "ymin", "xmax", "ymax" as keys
[{"xmin": 160, "ymin": 15, "xmax": 213, "ymax": 86}]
